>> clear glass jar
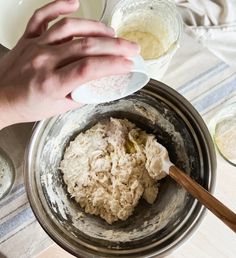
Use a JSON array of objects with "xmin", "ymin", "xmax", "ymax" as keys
[
  {"xmin": 209, "ymin": 102, "xmax": 236, "ymax": 166},
  {"xmin": 76, "ymin": 0, "xmax": 107, "ymax": 21},
  {"xmin": 109, "ymin": 0, "xmax": 183, "ymax": 80}
]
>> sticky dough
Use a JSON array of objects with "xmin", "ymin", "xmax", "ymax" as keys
[{"xmin": 60, "ymin": 118, "xmax": 167, "ymax": 224}]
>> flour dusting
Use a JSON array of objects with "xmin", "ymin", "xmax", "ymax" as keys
[
  {"xmin": 39, "ymin": 97, "xmax": 191, "ymax": 244},
  {"xmin": 60, "ymin": 118, "xmax": 169, "ymax": 224}
]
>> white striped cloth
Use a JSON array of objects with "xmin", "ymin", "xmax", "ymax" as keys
[{"xmin": 0, "ymin": 32, "xmax": 236, "ymax": 258}]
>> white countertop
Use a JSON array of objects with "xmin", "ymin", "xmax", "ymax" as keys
[{"xmin": 0, "ymin": 30, "xmax": 235, "ymax": 258}]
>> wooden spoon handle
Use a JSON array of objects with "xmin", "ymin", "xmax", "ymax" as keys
[{"xmin": 169, "ymin": 165, "xmax": 236, "ymax": 233}]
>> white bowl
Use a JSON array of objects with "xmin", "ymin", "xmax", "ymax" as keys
[
  {"xmin": 0, "ymin": 0, "xmax": 107, "ymax": 49},
  {"xmin": 71, "ymin": 55, "xmax": 150, "ymax": 104}
]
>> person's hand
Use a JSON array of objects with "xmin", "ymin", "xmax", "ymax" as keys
[{"xmin": 0, "ymin": 0, "xmax": 140, "ymax": 129}]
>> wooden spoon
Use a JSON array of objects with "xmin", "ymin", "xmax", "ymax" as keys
[
  {"xmin": 154, "ymin": 141, "xmax": 236, "ymax": 233},
  {"xmin": 168, "ymin": 165, "xmax": 236, "ymax": 233}
]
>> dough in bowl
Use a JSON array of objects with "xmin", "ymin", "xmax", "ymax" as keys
[{"xmin": 60, "ymin": 118, "xmax": 168, "ymax": 224}]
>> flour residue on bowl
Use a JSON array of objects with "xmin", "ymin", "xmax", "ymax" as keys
[
  {"xmin": 0, "ymin": 152, "xmax": 14, "ymax": 199},
  {"xmin": 86, "ymin": 73, "xmax": 132, "ymax": 96},
  {"xmin": 133, "ymin": 102, "xmax": 190, "ymax": 168},
  {"xmin": 39, "ymin": 97, "xmax": 191, "ymax": 244},
  {"xmin": 72, "ymin": 73, "xmax": 133, "ymax": 103},
  {"xmin": 73, "ymin": 188, "xmax": 186, "ymax": 242}
]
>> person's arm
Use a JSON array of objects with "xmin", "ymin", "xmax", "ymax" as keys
[{"xmin": 0, "ymin": 0, "xmax": 139, "ymax": 129}]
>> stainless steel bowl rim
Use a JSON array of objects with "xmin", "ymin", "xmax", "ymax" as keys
[{"xmin": 24, "ymin": 80, "xmax": 216, "ymax": 258}]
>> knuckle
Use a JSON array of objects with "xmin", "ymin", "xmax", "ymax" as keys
[
  {"xmin": 96, "ymin": 21, "xmax": 107, "ymax": 30},
  {"xmin": 115, "ymin": 38, "xmax": 124, "ymax": 48},
  {"xmin": 79, "ymin": 37, "xmax": 94, "ymax": 51},
  {"xmin": 106, "ymin": 55, "xmax": 120, "ymax": 64},
  {"xmin": 31, "ymin": 49, "xmax": 50, "ymax": 69},
  {"xmin": 33, "ymin": 9, "xmax": 43, "ymax": 22},
  {"xmin": 77, "ymin": 58, "xmax": 92, "ymax": 78},
  {"xmin": 39, "ymin": 73, "xmax": 56, "ymax": 94},
  {"xmin": 60, "ymin": 17, "xmax": 71, "ymax": 29},
  {"xmin": 31, "ymin": 55, "xmax": 44, "ymax": 69}
]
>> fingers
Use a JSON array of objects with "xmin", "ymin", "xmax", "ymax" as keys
[
  {"xmin": 24, "ymin": 0, "xmax": 79, "ymax": 37},
  {"xmin": 56, "ymin": 56, "xmax": 134, "ymax": 96},
  {"xmin": 54, "ymin": 37, "xmax": 140, "ymax": 67},
  {"xmin": 40, "ymin": 18, "xmax": 115, "ymax": 44},
  {"xmin": 53, "ymin": 98, "xmax": 84, "ymax": 114},
  {"xmin": 62, "ymin": 97, "xmax": 84, "ymax": 110}
]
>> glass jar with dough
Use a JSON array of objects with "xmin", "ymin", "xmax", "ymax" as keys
[{"xmin": 110, "ymin": 0, "xmax": 183, "ymax": 80}]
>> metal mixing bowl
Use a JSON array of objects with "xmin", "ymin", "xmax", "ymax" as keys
[{"xmin": 24, "ymin": 80, "xmax": 216, "ymax": 257}]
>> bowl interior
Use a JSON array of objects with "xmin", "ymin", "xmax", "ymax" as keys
[{"xmin": 30, "ymin": 89, "xmax": 208, "ymax": 256}]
